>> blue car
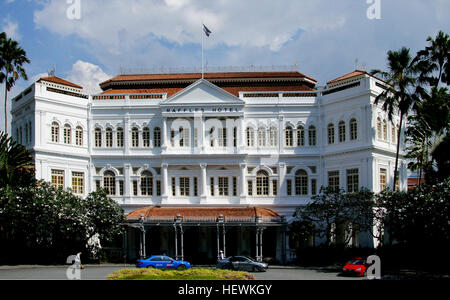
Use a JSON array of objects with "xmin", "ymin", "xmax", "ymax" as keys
[{"xmin": 136, "ymin": 255, "xmax": 191, "ymax": 270}]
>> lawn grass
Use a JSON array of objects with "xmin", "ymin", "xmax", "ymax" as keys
[{"xmin": 107, "ymin": 268, "xmax": 256, "ymax": 281}]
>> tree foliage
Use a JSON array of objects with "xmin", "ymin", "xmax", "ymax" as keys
[
  {"xmin": 294, "ymin": 187, "xmax": 375, "ymax": 246},
  {"xmin": 0, "ymin": 132, "xmax": 35, "ymax": 189},
  {"xmin": 0, "ymin": 181, "xmax": 125, "ymax": 263},
  {"xmin": 406, "ymin": 31, "xmax": 450, "ymax": 184},
  {"xmin": 371, "ymin": 47, "xmax": 419, "ymax": 190},
  {"xmin": 0, "ymin": 32, "xmax": 30, "ymax": 133},
  {"xmin": 375, "ymin": 178, "xmax": 450, "ymax": 247}
]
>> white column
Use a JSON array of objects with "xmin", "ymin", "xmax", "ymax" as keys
[
  {"xmin": 238, "ymin": 118, "xmax": 244, "ymax": 150},
  {"xmin": 162, "ymin": 118, "xmax": 168, "ymax": 150},
  {"xmin": 124, "ymin": 115, "xmax": 130, "ymax": 155},
  {"xmin": 200, "ymin": 116, "xmax": 205, "ymax": 152},
  {"xmin": 162, "ymin": 163, "xmax": 169, "ymax": 203},
  {"xmin": 240, "ymin": 163, "xmax": 247, "ymax": 204},
  {"xmin": 279, "ymin": 163, "xmax": 286, "ymax": 197},
  {"xmin": 124, "ymin": 164, "xmax": 131, "ymax": 197},
  {"xmin": 200, "ymin": 163, "xmax": 207, "ymax": 204}
]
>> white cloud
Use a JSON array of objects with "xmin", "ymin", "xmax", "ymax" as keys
[
  {"xmin": 66, "ymin": 60, "xmax": 110, "ymax": 94},
  {"xmin": 33, "ymin": 0, "xmax": 347, "ymax": 53},
  {"xmin": 2, "ymin": 18, "xmax": 21, "ymax": 40},
  {"xmin": 31, "ymin": 0, "xmax": 450, "ymax": 85}
]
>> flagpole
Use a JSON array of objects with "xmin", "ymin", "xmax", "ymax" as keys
[{"xmin": 202, "ymin": 23, "xmax": 204, "ymax": 79}]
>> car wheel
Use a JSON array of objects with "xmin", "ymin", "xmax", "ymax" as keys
[
  {"xmin": 147, "ymin": 265, "xmax": 154, "ymax": 269},
  {"xmin": 177, "ymin": 265, "xmax": 187, "ymax": 271},
  {"xmin": 252, "ymin": 266, "xmax": 260, "ymax": 273}
]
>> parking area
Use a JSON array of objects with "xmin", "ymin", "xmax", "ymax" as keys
[{"xmin": 0, "ymin": 265, "xmax": 365, "ymax": 280}]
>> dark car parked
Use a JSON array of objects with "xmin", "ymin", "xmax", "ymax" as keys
[{"xmin": 217, "ymin": 256, "xmax": 268, "ymax": 272}]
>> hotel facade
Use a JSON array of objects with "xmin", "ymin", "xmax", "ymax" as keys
[{"xmin": 10, "ymin": 69, "xmax": 406, "ymax": 264}]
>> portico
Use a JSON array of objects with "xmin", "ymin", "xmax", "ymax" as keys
[{"xmin": 126, "ymin": 207, "xmax": 287, "ymax": 264}]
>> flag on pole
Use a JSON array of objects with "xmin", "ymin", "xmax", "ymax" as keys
[{"xmin": 203, "ymin": 24, "xmax": 212, "ymax": 37}]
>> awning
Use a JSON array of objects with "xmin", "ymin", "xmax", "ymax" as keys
[{"xmin": 126, "ymin": 206, "xmax": 285, "ymax": 225}]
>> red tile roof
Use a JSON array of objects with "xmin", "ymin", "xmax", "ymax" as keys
[
  {"xmin": 101, "ymin": 85, "xmax": 315, "ymax": 98},
  {"xmin": 126, "ymin": 206, "xmax": 280, "ymax": 220},
  {"xmin": 327, "ymin": 70, "xmax": 367, "ymax": 85},
  {"xmin": 100, "ymin": 71, "xmax": 317, "ymax": 87},
  {"xmin": 38, "ymin": 76, "xmax": 83, "ymax": 89}
]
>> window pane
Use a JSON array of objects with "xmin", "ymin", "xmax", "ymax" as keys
[
  {"xmin": 347, "ymin": 169, "xmax": 359, "ymax": 192},
  {"xmin": 328, "ymin": 171, "xmax": 340, "ymax": 192},
  {"xmin": 51, "ymin": 170, "xmax": 64, "ymax": 189},
  {"xmin": 72, "ymin": 172, "xmax": 84, "ymax": 194},
  {"xmin": 104, "ymin": 171, "xmax": 116, "ymax": 196},
  {"xmin": 218, "ymin": 177, "xmax": 229, "ymax": 196},
  {"xmin": 295, "ymin": 170, "xmax": 308, "ymax": 195}
]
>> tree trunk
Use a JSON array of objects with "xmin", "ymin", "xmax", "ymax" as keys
[
  {"xmin": 393, "ymin": 113, "xmax": 404, "ymax": 191},
  {"xmin": 4, "ymin": 86, "xmax": 7, "ymax": 134}
]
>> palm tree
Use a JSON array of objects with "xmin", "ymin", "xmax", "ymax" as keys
[
  {"xmin": 0, "ymin": 132, "xmax": 34, "ymax": 189},
  {"xmin": 407, "ymin": 31, "xmax": 450, "ymax": 184},
  {"xmin": 0, "ymin": 33, "xmax": 30, "ymax": 133},
  {"xmin": 371, "ymin": 47, "xmax": 419, "ymax": 190},
  {"xmin": 414, "ymin": 30, "xmax": 450, "ymax": 88}
]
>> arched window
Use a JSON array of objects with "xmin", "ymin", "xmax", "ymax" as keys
[
  {"xmin": 258, "ymin": 127, "xmax": 266, "ymax": 147},
  {"xmin": 94, "ymin": 128, "xmax": 102, "ymax": 148},
  {"xmin": 105, "ymin": 128, "xmax": 113, "ymax": 148},
  {"xmin": 339, "ymin": 121, "xmax": 346, "ymax": 143},
  {"xmin": 285, "ymin": 126, "xmax": 294, "ymax": 147},
  {"xmin": 383, "ymin": 120, "xmax": 388, "ymax": 141},
  {"xmin": 141, "ymin": 171, "xmax": 153, "ymax": 196},
  {"xmin": 132, "ymin": 127, "xmax": 139, "ymax": 148},
  {"xmin": 377, "ymin": 118, "xmax": 382, "ymax": 139},
  {"xmin": 256, "ymin": 170, "xmax": 269, "ymax": 196},
  {"xmin": 350, "ymin": 119, "xmax": 358, "ymax": 141},
  {"xmin": 154, "ymin": 127, "xmax": 161, "ymax": 148},
  {"xmin": 103, "ymin": 171, "xmax": 116, "ymax": 196},
  {"xmin": 75, "ymin": 126, "xmax": 83, "ymax": 146},
  {"xmin": 308, "ymin": 126, "xmax": 317, "ymax": 146},
  {"xmin": 246, "ymin": 127, "xmax": 255, "ymax": 147},
  {"xmin": 117, "ymin": 127, "xmax": 124, "ymax": 148},
  {"xmin": 179, "ymin": 127, "xmax": 186, "ymax": 147},
  {"xmin": 269, "ymin": 127, "xmax": 278, "ymax": 147},
  {"xmin": 63, "ymin": 124, "xmax": 71, "ymax": 144},
  {"xmin": 391, "ymin": 122, "xmax": 396, "ymax": 144},
  {"xmin": 218, "ymin": 127, "xmax": 226, "ymax": 147},
  {"xmin": 143, "ymin": 127, "xmax": 150, "ymax": 148},
  {"xmin": 297, "ymin": 126, "xmax": 305, "ymax": 147},
  {"xmin": 295, "ymin": 170, "xmax": 308, "ymax": 195},
  {"xmin": 52, "ymin": 122, "xmax": 60, "ymax": 143},
  {"xmin": 328, "ymin": 124, "xmax": 335, "ymax": 144},
  {"xmin": 210, "ymin": 127, "xmax": 216, "ymax": 147}
]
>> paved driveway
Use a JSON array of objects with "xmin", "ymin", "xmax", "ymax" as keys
[{"xmin": 0, "ymin": 265, "xmax": 364, "ymax": 280}]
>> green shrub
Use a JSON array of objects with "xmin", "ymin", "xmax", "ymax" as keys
[{"xmin": 107, "ymin": 268, "xmax": 255, "ymax": 281}]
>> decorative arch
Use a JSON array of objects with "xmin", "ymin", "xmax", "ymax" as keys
[
  {"xmin": 251, "ymin": 165, "xmax": 276, "ymax": 177},
  {"xmin": 100, "ymin": 166, "xmax": 121, "ymax": 177}
]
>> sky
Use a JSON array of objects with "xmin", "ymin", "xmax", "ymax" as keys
[{"xmin": 1, "ymin": 0, "xmax": 449, "ymax": 133}]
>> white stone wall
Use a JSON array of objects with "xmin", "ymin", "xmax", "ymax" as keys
[{"xmin": 11, "ymin": 76, "xmax": 406, "ymax": 223}]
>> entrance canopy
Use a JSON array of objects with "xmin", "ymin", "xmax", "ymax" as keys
[{"xmin": 126, "ymin": 206, "xmax": 285, "ymax": 225}]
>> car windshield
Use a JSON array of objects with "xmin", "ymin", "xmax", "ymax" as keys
[
  {"xmin": 245, "ymin": 257, "xmax": 256, "ymax": 262},
  {"xmin": 348, "ymin": 259, "xmax": 366, "ymax": 265}
]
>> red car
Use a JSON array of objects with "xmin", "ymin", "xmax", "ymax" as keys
[{"xmin": 342, "ymin": 257, "xmax": 369, "ymax": 277}]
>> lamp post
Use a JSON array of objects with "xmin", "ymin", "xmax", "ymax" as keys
[{"xmin": 139, "ymin": 214, "xmax": 146, "ymax": 259}]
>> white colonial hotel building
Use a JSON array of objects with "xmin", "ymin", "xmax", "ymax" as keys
[{"xmin": 10, "ymin": 68, "xmax": 406, "ymax": 263}]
